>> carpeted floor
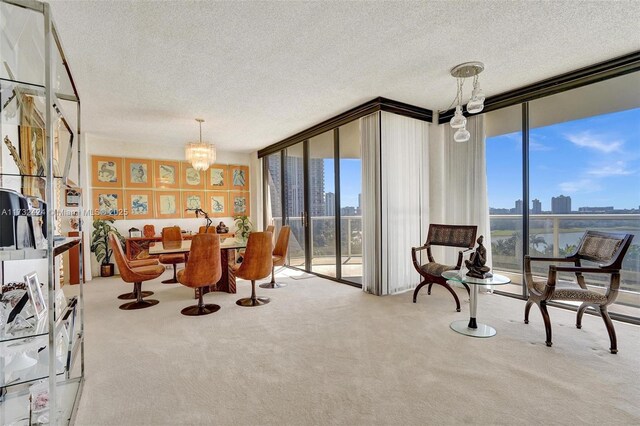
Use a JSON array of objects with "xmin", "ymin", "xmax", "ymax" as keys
[{"xmin": 68, "ymin": 268, "xmax": 640, "ymax": 425}]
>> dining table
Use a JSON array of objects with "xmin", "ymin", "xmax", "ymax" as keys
[{"xmin": 149, "ymin": 238, "xmax": 247, "ymax": 296}]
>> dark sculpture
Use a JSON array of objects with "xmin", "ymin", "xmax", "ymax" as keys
[
  {"xmin": 216, "ymin": 221, "xmax": 229, "ymax": 234},
  {"xmin": 465, "ymin": 235, "xmax": 493, "ymax": 279}
]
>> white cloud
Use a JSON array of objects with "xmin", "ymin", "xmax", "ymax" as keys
[
  {"xmin": 587, "ymin": 161, "xmax": 635, "ymax": 177},
  {"xmin": 564, "ymin": 131, "xmax": 623, "ymax": 153},
  {"xmin": 558, "ymin": 179, "xmax": 602, "ymax": 193}
]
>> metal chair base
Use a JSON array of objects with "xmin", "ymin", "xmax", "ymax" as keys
[
  {"xmin": 259, "ymin": 281, "xmax": 287, "ymax": 289},
  {"xmin": 181, "ymin": 303, "xmax": 220, "ymax": 316},
  {"xmin": 236, "ymin": 297, "xmax": 270, "ymax": 307},
  {"xmin": 119, "ymin": 299, "xmax": 159, "ymax": 310},
  {"xmin": 161, "ymin": 278, "xmax": 178, "ymax": 284},
  {"xmin": 118, "ymin": 290, "xmax": 153, "ymax": 300}
]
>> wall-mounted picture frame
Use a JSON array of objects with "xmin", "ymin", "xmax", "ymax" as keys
[
  {"xmin": 154, "ymin": 159, "xmax": 180, "ymax": 189},
  {"xmin": 24, "ymin": 272, "xmax": 46, "ymax": 319},
  {"xmin": 155, "ymin": 190, "xmax": 182, "ymax": 219},
  {"xmin": 206, "ymin": 165, "xmax": 229, "ymax": 190},
  {"xmin": 229, "ymin": 165, "xmax": 249, "ymax": 191},
  {"xmin": 180, "ymin": 162, "xmax": 205, "ymax": 190},
  {"xmin": 124, "ymin": 190, "xmax": 155, "ymax": 220},
  {"xmin": 124, "ymin": 158, "xmax": 153, "ymax": 188},
  {"xmin": 91, "ymin": 155, "xmax": 123, "ymax": 188},
  {"xmin": 182, "ymin": 191, "xmax": 205, "ymax": 217},
  {"xmin": 229, "ymin": 191, "xmax": 250, "ymax": 216},
  {"xmin": 208, "ymin": 191, "xmax": 229, "ymax": 218},
  {"xmin": 65, "ymin": 187, "xmax": 81, "ymax": 207},
  {"xmin": 93, "ymin": 189, "xmax": 125, "ymax": 219}
]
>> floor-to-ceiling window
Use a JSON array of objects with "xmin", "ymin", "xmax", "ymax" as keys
[
  {"xmin": 284, "ymin": 143, "xmax": 306, "ymax": 268},
  {"xmin": 485, "ymin": 72, "xmax": 640, "ymax": 318}
]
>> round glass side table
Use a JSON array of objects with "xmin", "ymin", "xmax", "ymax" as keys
[{"xmin": 441, "ymin": 270, "xmax": 511, "ymax": 338}]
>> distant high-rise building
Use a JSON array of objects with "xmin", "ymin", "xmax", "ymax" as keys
[
  {"xmin": 515, "ymin": 199, "xmax": 523, "ymax": 214},
  {"xmin": 341, "ymin": 206, "xmax": 356, "ymax": 216},
  {"xmin": 325, "ymin": 192, "xmax": 335, "ymax": 216},
  {"xmin": 578, "ymin": 206, "xmax": 614, "ymax": 213},
  {"xmin": 357, "ymin": 193, "xmax": 362, "ymax": 215},
  {"xmin": 532, "ymin": 199, "xmax": 542, "ymax": 214},
  {"xmin": 551, "ymin": 195, "xmax": 572, "ymax": 214}
]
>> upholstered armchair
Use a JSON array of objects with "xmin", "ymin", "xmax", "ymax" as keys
[
  {"xmin": 159, "ymin": 226, "xmax": 186, "ymax": 284},
  {"xmin": 177, "ymin": 233, "xmax": 222, "ymax": 316},
  {"xmin": 234, "ymin": 231, "xmax": 274, "ymax": 307},
  {"xmin": 412, "ymin": 224, "xmax": 478, "ymax": 311},
  {"xmin": 260, "ymin": 225, "xmax": 290, "ymax": 289},
  {"xmin": 524, "ymin": 231, "xmax": 633, "ymax": 354}
]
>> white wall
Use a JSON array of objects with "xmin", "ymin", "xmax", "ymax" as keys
[{"xmin": 83, "ymin": 134, "xmax": 257, "ymax": 277}]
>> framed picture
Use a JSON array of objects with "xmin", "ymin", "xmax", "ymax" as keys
[
  {"xmin": 124, "ymin": 158, "xmax": 153, "ymax": 188},
  {"xmin": 182, "ymin": 191, "xmax": 205, "ymax": 217},
  {"xmin": 25, "ymin": 272, "xmax": 46, "ymax": 319},
  {"xmin": 229, "ymin": 191, "xmax": 250, "ymax": 216},
  {"xmin": 208, "ymin": 191, "xmax": 229, "ymax": 217},
  {"xmin": 65, "ymin": 187, "xmax": 81, "ymax": 207},
  {"xmin": 92, "ymin": 189, "xmax": 125, "ymax": 219},
  {"xmin": 206, "ymin": 165, "xmax": 229, "ymax": 190},
  {"xmin": 92, "ymin": 155, "xmax": 123, "ymax": 188},
  {"xmin": 124, "ymin": 190, "xmax": 154, "ymax": 220},
  {"xmin": 154, "ymin": 160, "xmax": 180, "ymax": 189},
  {"xmin": 155, "ymin": 191, "xmax": 182, "ymax": 219},
  {"xmin": 229, "ymin": 165, "xmax": 249, "ymax": 191},
  {"xmin": 180, "ymin": 162, "xmax": 205, "ymax": 190}
]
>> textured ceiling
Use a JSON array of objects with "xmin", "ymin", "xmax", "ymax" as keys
[{"xmin": 48, "ymin": 0, "xmax": 640, "ymax": 152}]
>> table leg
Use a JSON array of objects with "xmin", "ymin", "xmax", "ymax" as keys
[
  {"xmin": 450, "ymin": 284, "xmax": 496, "ymax": 338},
  {"xmin": 468, "ymin": 283, "xmax": 478, "ymax": 329}
]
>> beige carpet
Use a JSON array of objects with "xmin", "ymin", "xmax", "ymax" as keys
[{"xmin": 67, "ymin": 269, "xmax": 640, "ymax": 425}]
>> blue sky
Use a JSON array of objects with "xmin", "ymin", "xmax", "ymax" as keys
[
  {"xmin": 486, "ymin": 108, "xmax": 640, "ymax": 210},
  {"xmin": 323, "ymin": 158, "xmax": 362, "ymax": 208}
]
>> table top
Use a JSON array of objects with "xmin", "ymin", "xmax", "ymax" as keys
[
  {"xmin": 442, "ymin": 270, "xmax": 511, "ymax": 286},
  {"xmin": 149, "ymin": 238, "xmax": 247, "ymax": 255}
]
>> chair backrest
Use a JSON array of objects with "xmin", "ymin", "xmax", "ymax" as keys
[
  {"xmin": 236, "ymin": 231, "xmax": 273, "ymax": 280},
  {"xmin": 109, "ymin": 232, "xmax": 132, "ymax": 276},
  {"xmin": 162, "ymin": 226, "xmax": 182, "ymax": 247},
  {"xmin": 180, "ymin": 233, "xmax": 222, "ymax": 288},
  {"xmin": 266, "ymin": 225, "xmax": 275, "ymax": 235},
  {"xmin": 198, "ymin": 226, "xmax": 216, "ymax": 234},
  {"xmin": 575, "ymin": 231, "xmax": 634, "ymax": 268},
  {"xmin": 274, "ymin": 225, "xmax": 291, "ymax": 257},
  {"xmin": 426, "ymin": 224, "xmax": 477, "ymax": 248}
]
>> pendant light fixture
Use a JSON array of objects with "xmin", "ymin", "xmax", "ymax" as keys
[
  {"xmin": 185, "ymin": 118, "xmax": 216, "ymax": 171},
  {"xmin": 448, "ymin": 61, "xmax": 485, "ymax": 142}
]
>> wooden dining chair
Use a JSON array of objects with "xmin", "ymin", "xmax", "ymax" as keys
[
  {"xmin": 234, "ymin": 231, "xmax": 273, "ymax": 307},
  {"xmin": 260, "ymin": 225, "xmax": 290, "ymax": 289},
  {"xmin": 109, "ymin": 233, "xmax": 160, "ymax": 300},
  {"xmin": 177, "ymin": 233, "xmax": 223, "ymax": 316},
  {"xmin": 109, "ymin": 233, "xmax": 164, "ymax": 310},
  {"xmin": 159, "ymin": 226, "xmax": 186, "ymax": 284}
]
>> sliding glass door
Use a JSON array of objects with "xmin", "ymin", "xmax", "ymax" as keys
[{"xmin": 284, "ymin": 143, "xmax": 306, "ymax": 268}]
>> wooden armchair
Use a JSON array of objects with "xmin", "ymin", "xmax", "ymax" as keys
[
  {"xmin": 412, "ymin": 224, "xmax": 478, "ymax": 311},
  {"xmin": 524, "ymin": 230, "xmax": 633, "ymax": 354}
]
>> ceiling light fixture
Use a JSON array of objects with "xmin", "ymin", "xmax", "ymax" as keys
[
  {"xmin": 185, "ymin": 118, "xmax": 216, "ymax": 171},
  {"xmin": 449, "ymin": 61, "xmax": 485, "ymax": 142}
]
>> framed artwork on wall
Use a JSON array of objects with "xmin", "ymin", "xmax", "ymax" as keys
[
  {"xmin": 124, "ymin": 190, "xmax": 154, "ymax": 220},
  {"xmin": 180, "ymin": 162, "xmax": 205, "ymax": 190},
  {"xmin": 155, "ymin": 191, "xmax": 182, "ymax": 219},
  {"xmin": 154, "ymin": 160, "xmax": 180, "ymax": 189},
  {"xmin": 92, "ymin": 156, "xmax": 123, "ymax": 188},
  {"xmin": 206, "ymin": 165, "xmax": 229, "ymax": 190},
  {"xmin": 229, "ymin": 165, "xmax": 249, "ymax": 191},
  {"xmin": 207, "ymin": 191, "xmax": 228, "ymax": 217},
  {"xmin": 92, "ymin": 188, "xmax": 125, "ymax": 219},
  {"xmin": 124, "ymin": 158, "xmax": 153, "ymax": 188},
  {"xmin": 182, "ymin": 191, "xmax": 205, "ymax": 217},
  {"xmin": 229, "ymin": 191, "xmax": 250, "ymax": 216}
]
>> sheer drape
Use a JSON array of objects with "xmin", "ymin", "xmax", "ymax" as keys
[
  {"xmin": 436, "ymin": 115, "xmax": 492, "ymax": 268},
  {"xmin": 361, "ymin": 112, "xmax": 381, "ymax": 295}
]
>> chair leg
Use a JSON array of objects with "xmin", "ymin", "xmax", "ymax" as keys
[
  {"xmin": 162, "ymin": 263, "xmax": 179, "ymax": 284},
  {"xmin": 259, "ymin": 265, "xmax": 287, "ymax": 289},
  {"xmin": 599, "ymin": 306, "xmax": 617, "ymax": 354},
  {"xmin": 413, "ymin": 281, "xmax": 429, "ymax": 303},
  {"xmin": 539, "ymin": 301, "xmax": 552, "ymax": 347},
  {"xmin": 119, "ymin": 282, "xmax": 159, "ymax": 310},
  {"xmin": 117, "ymin": 289, "xmax": 154, "ymax": 300},
  {"xmin": 237, "ymin": 280, "xmax": 271, "ymax": 307},
  {"xmin": 181, "ymin": 290, "xmax": 220, "ymax": 316},
  {"xmin": 524, "ymin": 300, "xmax": 534, "ymax": 324},
  {"xmin": 440, "ymin": 282, "xmax": 462, "ymax": 312},
  {"xmin": 427, "ymin": 283, "xmax": 434, "ymax": 295},
  {"xmin": 576, "ymin": 302, "xmax": 590, "ymax": 329},
  {"xmin": 462, "ymin": 283, "xmax": 471, "ymax": 296}
]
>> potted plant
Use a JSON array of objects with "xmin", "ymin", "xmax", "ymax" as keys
[
  {"xmin": 90, "ymin": 218, "xmax": 124, "ymax": 277},
  {"xmin": 234, "ymin": 215, "xmax": 253, "ymax": 242}
]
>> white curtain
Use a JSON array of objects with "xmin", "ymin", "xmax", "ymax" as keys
[
  {"xmin": 361, "ymin": 112, "xmax": 381, "ymax": 295},
  {"xmin": 433, "ymin": 115, "xmax": 492, "ymax": 269},
  {"xmin": 380, "ymin": 112, "xmax": 429, "ymax": 294}
]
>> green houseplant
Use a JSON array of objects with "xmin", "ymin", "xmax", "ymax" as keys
[
  {"xmin": 90, "ymin": 218, "xmax": 124, "ymax": 277},
  {"xmin": 234, "ymin": 215, "xmax": 253, "ymax": 242}
]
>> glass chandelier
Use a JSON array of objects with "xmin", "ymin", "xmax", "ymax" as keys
[
  {"xmin": 449, "ymin": 62, "xmax": 485, "ymax": 142},
  {"xmin": 185, "ymin": 118, "xmax": 216, "ymax": 171}
]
